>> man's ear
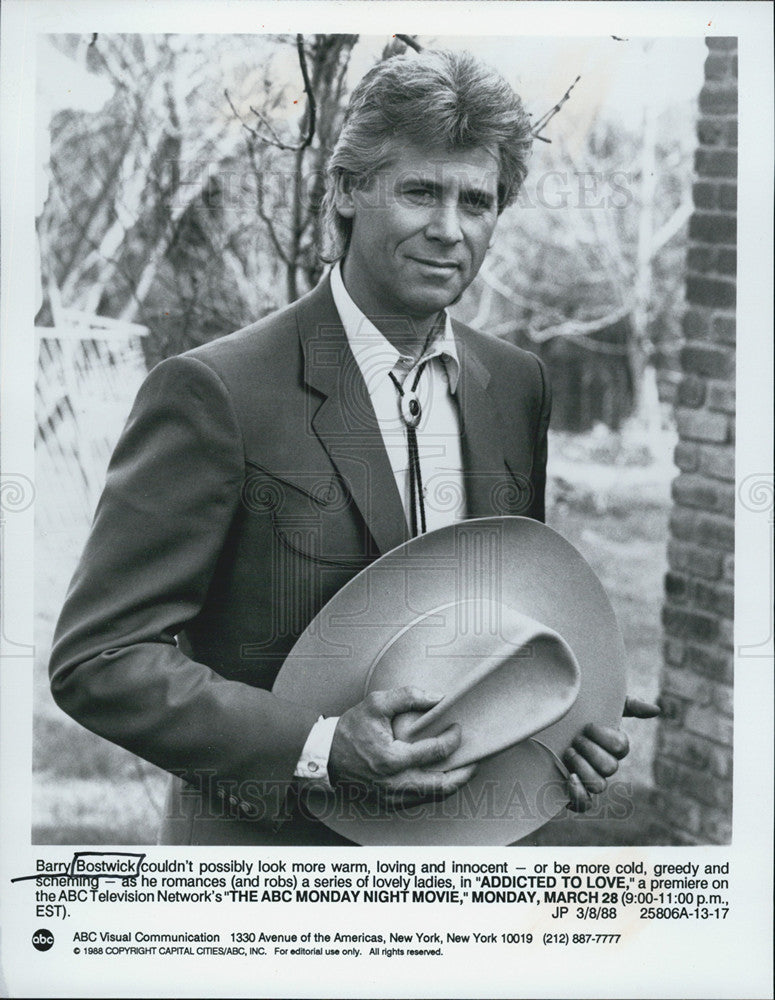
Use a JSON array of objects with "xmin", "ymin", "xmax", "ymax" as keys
[{"xmin": 333, "ymin": 174, "xmax": 357, "ymax": 219}]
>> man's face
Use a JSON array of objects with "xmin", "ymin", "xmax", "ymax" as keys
[{"xmin": 337, "ymin": 141, "xmax": 500, "ymax": 322}]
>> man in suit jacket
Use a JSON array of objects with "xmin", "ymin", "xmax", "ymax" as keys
[{"xmin": 50, "ymin": 49, "xmax": 649, "ymax": 845}]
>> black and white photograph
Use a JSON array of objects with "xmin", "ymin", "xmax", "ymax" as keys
[
  {"xmin": 27, "ymin": 27, "xmax": 729, "ymax": 848},
  {"xmin": 1, "ymin": 2, "xmax": 772, "ymax": 997}
]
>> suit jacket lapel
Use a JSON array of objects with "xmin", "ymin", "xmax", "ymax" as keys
[
  {"xmin": 453, "ymin": 323, "xmax": 512, "ymax": 519},
  {"xmin": 296, "ymin": 277, "xmax": 409, "ymax": 556}
]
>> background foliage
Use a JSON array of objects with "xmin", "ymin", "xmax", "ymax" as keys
[{"xmin": 39, "ymin": 33, "xmax": 701, "ymax": 409}]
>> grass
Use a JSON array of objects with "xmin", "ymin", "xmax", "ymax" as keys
[{"xmin": 32, "ymin": 423, "xmax": 675, "ymax": 845}]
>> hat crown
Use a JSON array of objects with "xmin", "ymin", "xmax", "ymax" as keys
[{"xmin": 366, "ymin": 600, "xmax": 581, "ymax": 768}]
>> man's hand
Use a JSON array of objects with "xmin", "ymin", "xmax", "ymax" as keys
[
  {"xmin": 328, "ymin": 686, "xmax": 476, "ymax": 809},
  {"xmin": 563, "ymin": 696, "xmax": 661, "ymax": 812}
]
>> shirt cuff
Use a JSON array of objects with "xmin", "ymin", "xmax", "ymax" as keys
[{"xmin": 294, "ymin": 715, "xmax": 340, "ymax": 789}]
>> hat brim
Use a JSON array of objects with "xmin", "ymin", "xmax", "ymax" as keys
[{"xmin": 273, "ymin": 516, "xmax": 627, "ymax": 845}]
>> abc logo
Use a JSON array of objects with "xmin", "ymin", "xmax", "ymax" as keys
[{"xmin": 32, "ymin": 929, "xmax": 54, "ymax": 952}]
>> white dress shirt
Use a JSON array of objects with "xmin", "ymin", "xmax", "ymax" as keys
[{"xmin": 294, "ymin": 263, "xmax": 467, "ymax": 786}]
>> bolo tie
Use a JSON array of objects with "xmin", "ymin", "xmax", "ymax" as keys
[{"xmin": 388, "ymin": 358, "xmax": 431, "ymax": 537}]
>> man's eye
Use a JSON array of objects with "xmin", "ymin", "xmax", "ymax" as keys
[
  {"xmin": 403, "ymin": 188, "xmax": 435, "ymax": 204},
  {"xmin": 462, "ymin": 196, "xmax": 492, "ymax": 214}
]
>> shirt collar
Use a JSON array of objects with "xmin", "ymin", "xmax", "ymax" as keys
[{"xmin": 329, "ymin": 261, "xmax": 460, "ymax": 394}]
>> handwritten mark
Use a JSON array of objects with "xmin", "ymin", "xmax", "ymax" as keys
[{"xmin": 11, "ymin": 852, "xmax": 145, "ymax": 885}]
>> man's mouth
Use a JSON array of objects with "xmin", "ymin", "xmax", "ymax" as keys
[{"xmin": 409, "ymin": 257, "xmax": 460, "ymax": 270}]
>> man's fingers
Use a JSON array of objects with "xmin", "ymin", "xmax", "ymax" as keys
[
  {"xmin": 566, "ymin": 772, "xmax": 591, "ymax": 812},
  {"xmin": 369, "ymin": 686, "xmax": 443, "ymax": 719},
  {"xmin": 581, "ymin": 724, "xmax": 630, "ymax": 760},
  {"xmin": 573, "ymin": 732, "xmax": 622, "ymax": 775},
  {"xmin": 564, "ymin": 747, "xmax": 607, "ymax": 795},
  {"xmin": 564, "ymin": 701, "xmax": 658, "ymax": 812},
  {"xmin": 443, "ymin": 763, "xmax": 478, "ymax": 791},
  {"xmin": 399, "ymin": 723, "xmax": 463, "ymax": 769},
  {"xmin": 381, "ymin": 763, "xmax": 477, "ymax": 805},
  {"xmin": 623, "ymin": 696, "xmax": 661, "ymax": 719}
]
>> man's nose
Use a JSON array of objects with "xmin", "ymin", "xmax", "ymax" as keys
[{"xmin": 425, "ymin": 203, "xmax": 464, "ymax": 244}]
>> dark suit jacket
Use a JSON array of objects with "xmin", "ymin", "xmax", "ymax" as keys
[{"xmin": 49, "ymin": 275, "xmax": 551, "ymax": 845}]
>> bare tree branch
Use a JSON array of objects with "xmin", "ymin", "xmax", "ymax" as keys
[
  {"xmin": 225, "ymin": 34, "xmax": 316, "ymax": 153},
  {"xmin": 225, "ymin": 89, "xmax": 294, "ymax": 151},
  {"xmin": 245, "ymin": 139, "xmax": 291, "ymax": 267},
  {"xmin": 650, "ymin": 201, "xmax": 693, "ymax": 254},
  {"xmin": 477, "ymin": 265, "xmax": 565, "ymax": 317},
  {"xmin": 295, "ymin": 33, "xmax": 317, "ymax": 151},
  {"xmin": 527, "ymin": 303, "xmax": 632, "ymax": 343},
  {"xmin": 395, "ymin": 34, "xmax": 422, "ymax": 52},
  {"xmin": 248, "ymin": 102, "xmax": 298, "ymax": 150},
  {"xmin": 531, "ymin": 75, "xmax": 581, "ymax": 143}
]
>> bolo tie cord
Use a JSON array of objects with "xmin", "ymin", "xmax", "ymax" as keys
[{"xmin": 388, "ymin": 359, "xmax": 430, "ymax": 537}]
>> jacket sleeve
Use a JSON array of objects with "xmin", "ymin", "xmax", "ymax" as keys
[{"xmin": 49, "ymin": 354, "xmax": 320, "ymax": 826}]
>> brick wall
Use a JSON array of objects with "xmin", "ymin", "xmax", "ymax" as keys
[{"xmin": 653, "ymin": 38, "xmax": 736, "ymax": 844}]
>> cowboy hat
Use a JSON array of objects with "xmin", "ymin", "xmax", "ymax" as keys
[{"xmin": 273, "ymin": 516, "xmax": 626, "ymax": 845}]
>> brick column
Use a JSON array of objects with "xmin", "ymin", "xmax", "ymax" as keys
[{"xmin": 653, "ymin": 38, "xmax": 737, "ymax": 844}]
